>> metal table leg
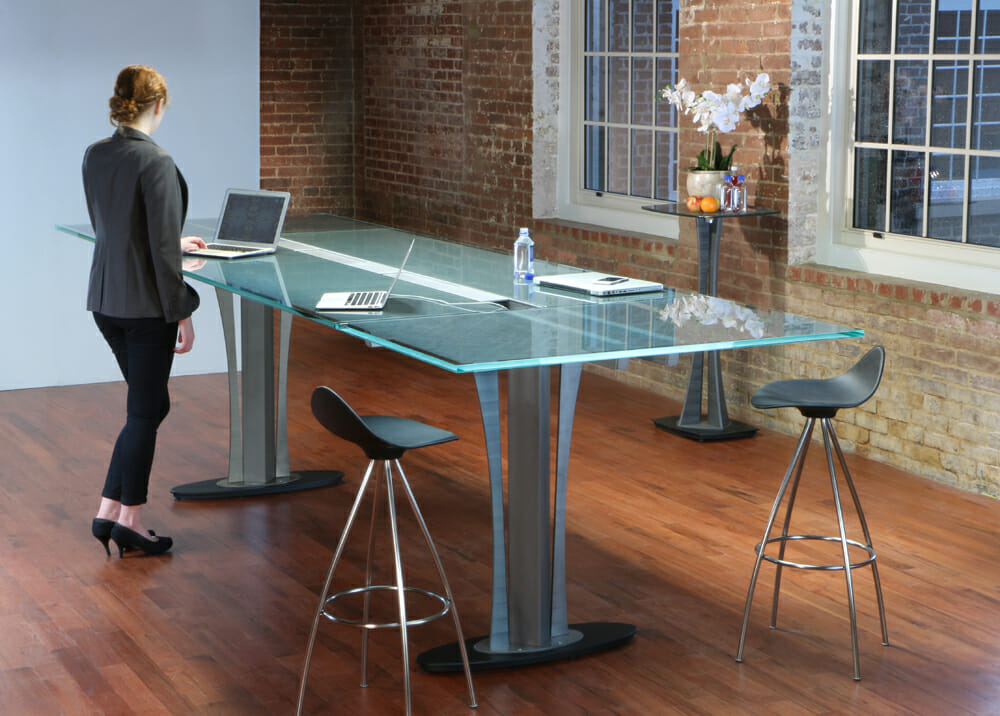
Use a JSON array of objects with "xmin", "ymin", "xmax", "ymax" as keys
[
  {"xmin": 654, "ymin": 216, "xmax": 757, "ymax": 441},
  {"xmin": 418, "ymin": 365, "xmax": 635, "ymax": 671},
  {"xmin": 171, "ymin": 293, "xmax": 342, "ymax": 499}
]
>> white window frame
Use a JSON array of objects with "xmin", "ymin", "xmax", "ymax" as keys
[
  {"xmin": 817, "ymin": 0, "xmax": 1000, "ymax": 295},
  {"xmin": 550, "ymin": 1, "xmax": 682, "ymax": 239}
]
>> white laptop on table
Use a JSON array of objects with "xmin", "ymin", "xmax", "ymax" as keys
[
  {"xmin": 185, "ymin": 188, "xmax": 291, "ymax": 259},
  {"xmin": 535, "ymin": 271, "xmax": 663, "ymax": 296},
  {"xmin": 315, "ymin": 240, "xmax": 416, "ymax": 311}
]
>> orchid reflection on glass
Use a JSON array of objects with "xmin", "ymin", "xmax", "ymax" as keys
[
  {"xmin": 660, "ymin": 294, "xmax": 765, "ymax": 339},
  {"xmin": 659, "ymin": 73, "xmax": 772, "ymax": 171}
]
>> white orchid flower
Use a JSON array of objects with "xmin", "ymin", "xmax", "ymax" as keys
[
  {"xmin": 747, "ymin": 73, "xmax": 771, "ymax": 102},
  {"xmin": 712, "ymin": 105, "xmax": 739, "ymax": 133},
  {"xmin": 738, "ymin": 94, "xmax": 760, "ymax": 112},
  {"xmin": 724, "ymin": 83, "xmax": 744, "ymax": 104},
  {"xmin": 659, "ymin": 72, "xmax": 773, "ymax": 169}
]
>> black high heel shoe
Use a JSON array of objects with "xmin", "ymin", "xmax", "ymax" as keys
[
  {"xmin": 110, "ymin": 523, "xmax": 173, "ymax": 557},
  {"xmin": 92, "ymin": 518, "xmax": 116, "ymax": 556}
]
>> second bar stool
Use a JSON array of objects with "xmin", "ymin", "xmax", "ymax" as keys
[
  {"xmin": 296, "ymin": 386, "xmax": 477, "ymax": 715},
  {"xmin": 735, "ymin": 346, "xmax": 889, "ymax": 680}
]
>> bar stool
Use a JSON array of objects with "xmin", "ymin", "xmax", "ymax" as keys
[
  {"xmin": 296, "ymin": 386, "xmax": 477, "ymax": 715},
  {"xmin": 735, "ymin": 346, "xmax": 889, "ymax": 680}
]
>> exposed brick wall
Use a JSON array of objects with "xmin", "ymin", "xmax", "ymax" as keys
[
  {"xmin": 353, "ymin": 0, "xmax": 534, "ymax": 252},
  {"xmin": 260, "ymin": 0, "xmax": 355, "ymax": 215},
  {"xmin": 258, "ymin": 0, "xmax": 1000, "ymax": 497}
]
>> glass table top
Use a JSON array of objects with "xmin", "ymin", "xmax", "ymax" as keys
[
  {"xmin": 642, "ymin": 202, "xmax": 781, "ymax": 219},
  {"xmin": 57, "ymin": 214, "xmax": 862, "ymax": 373}
]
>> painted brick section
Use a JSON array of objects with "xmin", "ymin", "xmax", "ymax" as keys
[
  {"xmin": 260, "ymin": 0, "xmax": 355, "ymax": 215},
  {"xmin": 775, "ymin": 269, "xmax": 1000, "ymax": 496}
]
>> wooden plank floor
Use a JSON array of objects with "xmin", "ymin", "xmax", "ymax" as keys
[{"xmin": 1, "ymin": 317, "xmax": 999, "ymax": 715}]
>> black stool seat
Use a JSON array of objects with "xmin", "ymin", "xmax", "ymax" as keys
[
  {"xmin": 751, "ymin": 346, "xmax": 885, "ymax": 417},
  {"xmin": 311, "ymin": 387, "xmax": 458, "ymax": 459},
  {"xmin": 736, "ymin": 346, "xmax": 889, "ymax": 681}
]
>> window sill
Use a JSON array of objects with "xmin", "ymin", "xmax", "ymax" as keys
[{"xmin": 818, "ymin": 232, "xmax": 1000, "ymax": 297}]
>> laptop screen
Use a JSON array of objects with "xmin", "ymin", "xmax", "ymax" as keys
[{"xmin": 216, "ymin": 191, "xmax": 288, "ymax": 245}]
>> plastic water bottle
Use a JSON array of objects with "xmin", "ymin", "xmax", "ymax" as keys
[
  {"xmin": 734, "ymin": 175, "xmax": 747, "ymax": 212},
  {"xmin": 513, "ymin": 227, "xmax": 534, "ymax": 281},
  {"xmin": 722, "ymin": 175, "xmax": 735, "ymax": 212}
]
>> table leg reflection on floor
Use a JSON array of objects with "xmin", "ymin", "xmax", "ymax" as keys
[{"xmin": 417, "ymin": 363, "xmax": 636, "ymax": 671}]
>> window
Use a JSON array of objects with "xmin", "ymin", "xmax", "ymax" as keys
[
  {"xmin": 555, "ymin": 0, "xmax": 681, "ymax": 235},
  {"xmin": 816, "ymin": 0, "xmax": 1000, "ymax": 293},
  {"xmin": 581, "ymin": 0, "xmax": 678, "ymax": 201},
  {"xmin": 851, "ymin": 0, "xmax": 1000, "ymax": 249}
]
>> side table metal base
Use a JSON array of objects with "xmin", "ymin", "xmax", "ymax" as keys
[
  {"xmin": 171, "ymin": 469, "xmax": 343, "ymax": 500},
  {"xmin": 416, "ymin": 622, "xmax": 637, "ymax": 672},
  {"xmin": 653, "ymin": 415, "xmax": 757, "ymax": 442}
]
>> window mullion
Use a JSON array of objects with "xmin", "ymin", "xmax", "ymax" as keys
[
  {"xmin": 960, "ymin": 67, "xmax": 973, "ymax": 244},
  {"xmin": 627, "ymin": 2, "xmax": 633, "ymax": 196},
  {"xmin": 884, "ymin": 0, "xmax": 898, "ymax": 234}
]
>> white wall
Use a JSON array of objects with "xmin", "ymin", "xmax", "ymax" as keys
[{"xmin": 0, "ymin": 0, "xmax": 260, "ymax": 389}]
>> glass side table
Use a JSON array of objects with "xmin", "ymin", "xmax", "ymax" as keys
[{"xmin": 642, "ymin": 201, "xmax": 781, "ymax": 441}]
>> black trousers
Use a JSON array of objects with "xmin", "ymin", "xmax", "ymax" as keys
[{"xmin": 94, "ymin": 312, "xmax": 178, "ymax": 506}]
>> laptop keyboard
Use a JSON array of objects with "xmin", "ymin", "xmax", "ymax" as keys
[
  {"xmin": 204, "ymin": 243, "xmax": 259, "ymax": 253},
  {"xmin": 347, "ymin": 291, "xmax": 382, "ymax": 306}
]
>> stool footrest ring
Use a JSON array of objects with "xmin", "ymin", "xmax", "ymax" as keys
[
  {"xmin": 756, "ymin": 534, "xmax": 877, "ymax": 570},
  {"xmin": 322, "ymin": 584, "xmax": 451, "ymax": 629}
]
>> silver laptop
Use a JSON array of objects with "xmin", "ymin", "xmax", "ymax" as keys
[
  {"xmin": 535, "ymin": 271, "xmax": 663, "ymax": 296},
  {"xmin": 185, "ymin": 188, "xmax": 291, "ymax": 259},
  {"xmin": 315, "ymin": 240, "xmax": 416, "ymax": 311}
]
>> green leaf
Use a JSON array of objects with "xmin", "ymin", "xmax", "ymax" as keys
[
  {"xmin": 694, "ymin": 141, "xmax": 738, "ymax": 170},
  {"xmin": 720, "ymin": 143, "xmax": 737, "ymax": 170}
]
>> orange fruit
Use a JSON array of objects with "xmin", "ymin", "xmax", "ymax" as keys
[{"xmin": 699, "ymin": 196, "xmax": 719, "ymax": 213}]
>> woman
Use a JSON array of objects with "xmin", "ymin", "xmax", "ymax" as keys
[{"xmin": 83, "ymin": 65, "xmax": 206, "ymax": 557}]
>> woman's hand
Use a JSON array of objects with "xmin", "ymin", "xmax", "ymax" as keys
[
  {"xmin": 181, "ymin": 235, "xmax": 206, "ymax": 252},
  {"xmin": 175, "ymin": 317, "xmax": 195, "ymax": 354}
]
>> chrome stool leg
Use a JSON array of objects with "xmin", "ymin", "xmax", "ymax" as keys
[
  {"xmin": 360, "ymin": 460, "xmax": 383, "ymax": 688},
  {"xmin": 298, "ymin": 461, "xmax": 378, "ymax": 715},
  {"xmin": 769, "ymin": 419, "xmax": 814, "ymax": 628},
  {"xmin": 822, "ymin": 418, "xmax": 861, "ymax": 680},
  {"xmin": 382, "ymin": 460, "xmax": 413, "ymax": 715},
  {"xmin": 736, "ymin": 420, "xmax": 815, "ymax": 663},
  {"xmin": 827, "ymin": 421, "xmax": 889, "ymax": 648},
  {"xmin": 395, "ymin": 460, "xmax": 478, "ymax": 709}
]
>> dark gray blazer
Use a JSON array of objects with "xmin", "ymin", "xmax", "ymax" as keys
[{"xmin": 83, "ymin": 125, "xmax": 199, "ymax": 323}]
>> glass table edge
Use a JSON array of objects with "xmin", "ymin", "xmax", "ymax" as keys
[
  {"xmin": 641, "ymin": 203, "xmax": 781, "ymax": 219},
  {"xmin": 57, "ymin": 224, "xmax": 95, "ymax": 242},
  {"xmin": 336, "ymin": 325, "xmax": 866, "ymax": 374}
]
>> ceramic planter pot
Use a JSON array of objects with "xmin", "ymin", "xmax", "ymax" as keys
[{"xmin": 685, "ymin": 170, "xmax": 728, "ymax": 201}]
